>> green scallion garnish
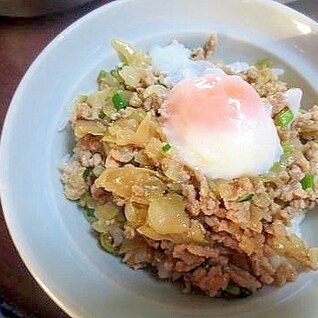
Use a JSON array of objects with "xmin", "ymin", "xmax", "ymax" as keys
[
  {"xmin": 110, "ymin": 69, "xmax": 119, "ymax": 78},
  {"xmin": 110, "ymin": 68, "xmax": 124, "ymax": 83},
  {"xmin": 82, "ymin": 168, "xmax": 90, "ymax": 182},
  {"xmin": 100, "ymin": 233, "xmax": 118, "ymax": 254},
  {"xmin": 237, "ymin": 193, "xmax": 254, "ymax": 202},
  {"xmin": 162, "ymin": 143, "xmax": 171, "ymax": 153},
  {"xmin": 97, "ymin": 70, "xmax": 107, "ymax": 84},
  {"xmin": 112, "ymin": 92, "xmax": 128, "ymax": 111},
  {"xmin": 255, "ymin": 57, "xmax": 273, "ymax": 69},
  {"xmin": 275, "ymin": 107, "xmax": 294, "ymax": 128},
  {"xmin": 98, "ymin": 110, "xmax": 108, "ymax": 120},
  {"xmin": 301, "ymin": 174, "xmax": 315, "ymax": 190},
  {"xmin": 85, "ymin": 207, "xmax": 95, "ymax": 218},
  {"xmin": 224, "ymin": 284, "xmax": 241, "ymax": 295},
  {"xmin": 77, "ymin": 94, "xmax": 88, "ymax": 103},
  {"xmin": 282, "ymin": 142, "xmax": 294, "ymax": 155}
]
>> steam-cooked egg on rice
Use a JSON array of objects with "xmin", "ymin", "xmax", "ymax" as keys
[{"xmin": 163, "ymin": 74, "xmax": 283, "ymax": 179}]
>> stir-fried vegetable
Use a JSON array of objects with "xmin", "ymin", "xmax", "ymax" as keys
[
  {"xmin": 275, "ymin": 107, "xmax": 294, "ymax": 128},
  {"xmin": 282, "ymin": 142, "xmax": 294, "ymax": 155},
  {"xmin": 111, "ymin": 39, "xmax": 136, "ymax": 64},
  {"xmin": 119, "ymin": 65, "xmax": 141, "ymax": 88},
  {"xmin": 97, "ymin": 70, "xmax": 107, "ymax": 84},
  {"xmin": 74, "ymin": 120, "xmax": 107, "ymax": 138},
  {"xmin": 79, "ymin": 192, "xmax": 95, "ymax": 208},
  {"xmin": 82, "ymin": 168, "xmax": 90, "ymax": 181},
  {"xmin": 270, "ymin": 233, "xmax": 318, "ymax": 269},
  {"xmin": 124, "ymin": 202, "xmax": 148, "ymax": 227},
  {"xmin": 147, "ymin": 194, "xmax": 189, "ymax": 235},
  {"xmin": 76, "ymin": 94, "xmax": 88, "ymax": 103},
  {"xmin": 261, "ymin": 139, "xmax": 301, "ymax": 182},
  {"xmin": 95, "ymin": 167, "xmax": 165, "ymax": 204},
  {"xmin": 161, "ymin": 143, "xmax": 171, "ymax": 153},
  {"xmin": 85, "ymin": 207, "xmax": 95, "ymax": 217},
  {"xmin": 255, "ymin": 57, "xmax": 273, "ymax": 69},
  {"xmin": 301, "ymin": 174, "xmax": 315, "ymax": 190},
  {"xmin": 98, "ymin": 110, "xmax": 108, "ymax": 120},
  {"xmin": 237, "ymin": 193, "xmax": 254, "ymax": 202},
  {"xmin": 143, "ymin": 84, "xmax": 167, "ymax": 99},
  {"xmin": 222, "ymin": 284, "xmax": 252, "ymax": 299},
  {"xmin": 137, "ymin": 221, "xmax": 205, "ymax": 244},
  {"xmin": 95, "ymin": 203, "xmax": 119, "ymax": 220},
  {"xmin": 99, "ymin": 233, "xmax": 118, "ymax": 254},
  {"xmin": 224, "ymin": 283, "xmax": 241, "ymax": 295},
  {"xmin": 110, "ymin": 68, "xmax": 124, "ymax": 83},
  {"xmin": 97, "ymin": 70, "xmax": 119, "ymax": 87},
  {"xmin": 103, "ymin": 112, "xmax": 158, "ymax": 147},
  {"xmin": 128, "ymin": 109, "xmax": 147, "ymax": 122},
  {"xmin": 111, "ymin": 39, "xmax": 151, "ymax": 66},
  {"xmin": 92, "ymin": 165, "xmax": 105, "ymax": 177},
  {"xmin": 112, "ymin": 92, "xmax": 129, "ymax": 111},
  {"xmin": 83, "ymin": 206, "xmax": 96, "ymax": 223}
]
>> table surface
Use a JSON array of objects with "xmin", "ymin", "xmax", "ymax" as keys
[{"xmin": 0, "ymin": 0, "xmax": 317, "ymax": 317}]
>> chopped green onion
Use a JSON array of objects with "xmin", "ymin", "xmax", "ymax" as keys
[
  {"xmin": 280, "ymin": 142, "xmax": 295, "ymax": 168},
  {"xmin": 162, "ymin": 143, "xmax": 171, "ymax": 153},
  {"xmin": 100, "ymin": 233, "xmax": 118, "ymax": 254},
  {"xmin": 98, "ymin": 110, "xmax": 108, "ymax": 120},
  {"xmin": 82, "ymin": 168, "xmax": 90, "ymax": 181},
  {"xmin": 221, "ymin": 285, "xmax": 252, "ymax": 299},
  {"xmin": 282, "ymin": 142, "xmax": 294, "ymax": 155},
  {"xmin": 97, "ymin": 70, "xmax": 119, "ymax": 87},
  {"xmin": 110, "ymin": 69, "xmax": 118, "ymax": 78},
  {"xmin": 83, "ymin": 206, "xmax": 96, "ymax": 223},
  {"xmin": 271, "ymin": 161, "xmax": 283, "ymax": 173},
  {"xmin": 110, "ymin": 68, "xmax": 124, "ymax": 83},
  {"xmin": 301, "ymin": 174, "xmax": 315, "ymax": 190},
  {"xmin": 275, "ymin": 107, "xmax": 294, "ymax": 128},
  {"xmin": 224, "ymin": 284, "xmax": 241, "ymax": 295},
  {"xmin": 77, "ymin": 94, "xmax": 88, "ymax": 103},
  {"xmin": 237, "ymin": 193, "xmax": 254, "ymax": 202},
  {"xmin": 255, "ymin": 57, "xmax": 273, "ymax": 69},
  {"xmin": 97, "ymin": 70, "xmax": 107, "ymax": 84},
  {"xmin": 112, "ymin": 92, "xmax": 128, "ymax": 111},
  {"xmin": 85, "ymin": 207, "xmax": 95, "ymax": 218}
]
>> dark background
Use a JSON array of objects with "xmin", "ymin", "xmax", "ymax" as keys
[{"xmin": 0, "ymin": 0, "xmax": 317, "ymax": 317}]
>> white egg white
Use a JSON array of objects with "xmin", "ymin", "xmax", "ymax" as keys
[
  {"xmin": 151, "ymin": 41, "xmax": 301, "ymax": 180},
  {"xmin": 150, "ymin": 41, "xmax": 224, "ymax": 85},
  {"xmin": 165, "ymin": 116, "xmax": 283, "ymax": 180}
]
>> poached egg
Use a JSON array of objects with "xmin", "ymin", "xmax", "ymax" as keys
[
  {"xmin": 150, "ymin": 41, "xmax": 284, "ymax": 179},
  {"xmin": 163, "ymin": 74, "xmax": 283, "ymax": 179}
]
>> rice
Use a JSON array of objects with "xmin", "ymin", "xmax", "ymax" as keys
[{"xmin": 60, "ymin": 35, "xmax": 318, "ymax": 299}]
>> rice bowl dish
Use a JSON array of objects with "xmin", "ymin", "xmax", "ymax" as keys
[
  {"xmin": 57, "ymin": 34, "xmax": 318, "ymax": 298},
  {"xmin": 0, "ymin": 0, "xmax": 318, "ymax": 316}
]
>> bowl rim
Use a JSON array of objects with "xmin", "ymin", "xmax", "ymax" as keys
[{"xmin": 1, "ymin": 0, "xmax": 318, "ymax": 317}]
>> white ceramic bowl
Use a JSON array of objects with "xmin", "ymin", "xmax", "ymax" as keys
[{"xmin": 1, "ymin": 0, "xmax": 318, "ymax": 317}]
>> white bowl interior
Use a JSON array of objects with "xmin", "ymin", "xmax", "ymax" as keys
[{"xmin": 1, "ymin": 1, "xmax": 318, "ymax": 317}]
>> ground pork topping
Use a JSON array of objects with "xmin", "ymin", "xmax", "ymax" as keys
[{"xmin": 61, "ymin": 35, "xmax": 318, "ymax": 299}]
